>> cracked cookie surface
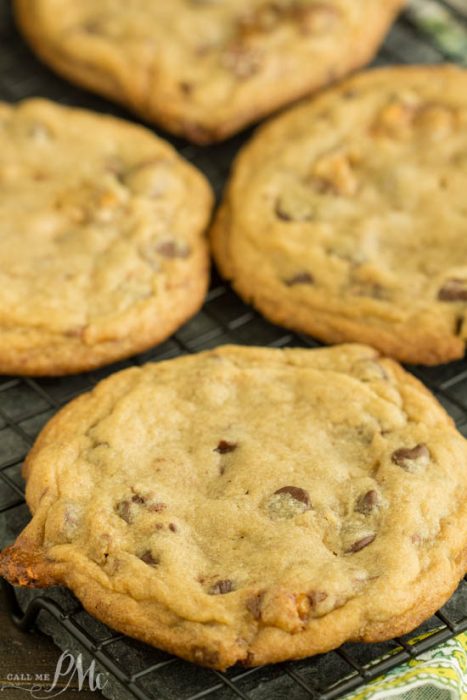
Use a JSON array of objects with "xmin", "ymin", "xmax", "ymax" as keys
[
  {"xmin": 211, "ymin": 66, "xmax": 467, "ymax": 365},
  {"xmin": 1, "ymin": 344, "xmax": 466, "ymax": 669},
  {"xmin": 14, "ymin": 0, "xmax": 404, "ymax": 143},
  {"xmin": 0, "ymin": 99, "xmax": 213, "ymax": 375}
]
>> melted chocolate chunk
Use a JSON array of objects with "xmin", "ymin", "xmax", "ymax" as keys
[
  {"xmin": 140, "ymin": 550, "xmax": 159, "ymax": 566},
  {"xmin": 209, "ymin": 579, "xmax": 234, "ymax": 595},
  {"xmin": 180, "ymin": 81, "xmax": 194, "ymax": 95},
  {"xmin": 115, "ymin": 500, "xmax": 132, "ymax": 523},
  {"xmin": 438, "ymin": 279, "xmax": 467, "ymax": 301},
  {"xmin": 392, "ymin": 444, "xmax": 430, "ymax": 469},
  {"xmin": 345, "ymin": 534, "xmax": 376, "ymax": 553},
  {"xmin": 355, "ymin": 490, "xmax": 379, "ymax": 515},
  {"xmin": 308, "ymin": 590, "xmax": 328, "ymax": 607},
  {"xmin": 116, "ymin": 494, "xmax": 166, "ymax": 521},
  {"xmin": 157, "ymin": 241, "xmax": 190, "ymax": 259},
  {"xmin": 275, "ymin": 201, "xmax": 293, "ymax": 221},
  {"xmin": 285, "ymin": 272, "xmax": 314, "ymax": 287},
  {"xmin": 246, "ymin": 592, "xmax": 264, "ymax": 620},
  {"xmin": 274, "ymin": 486, "xmax": 311, "ymax": 508},
  {"xmin": 215, "ymin": 440, "xmax": 237, "ymax": 454}
]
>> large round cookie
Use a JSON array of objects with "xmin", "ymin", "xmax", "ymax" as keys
[
  {"xmin": 1, "ymin": 344, "xmax": 466, "ymax": 669},
  {"xmin": 0, "ymin": 99, "xmax": 213, "ymax": 376},
  {"xmin": 14, "ymin": 0, "xmax": 405, "ymax": 144},
  {"xmin": 212, "ymin": 66, "xmax": 467, "ymax": 365}
]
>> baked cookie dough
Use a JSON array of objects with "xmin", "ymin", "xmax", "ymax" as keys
[
  {"xmin": 1, "ymin": 344, "xmax": 466, "ymax": 669},
  {"xmin": 0, "ymin": 99, "xmax": 213, "ymax": 376},
  {"xmin": 14, "ymin": 0, "xmax": 405, "ymax": 143},
  {"xmin": 211, "ymin": 66, "xmax": 467, "ymax": 365}
]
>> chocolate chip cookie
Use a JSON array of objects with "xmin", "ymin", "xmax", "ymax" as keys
[
  {"xmin": 14, "ymin": 0, "xmax": 405, "ymax": 144},
  {"xmin": 1, "ymin": 344, "xmax": 466, "ymax": 669},
  {"xmin": 211, "ymin": 66, "xmax": 467, "ymax": 365},
  {"xmin": 0, "ymin": 99, "xmax": 212, "ymax": 376}
]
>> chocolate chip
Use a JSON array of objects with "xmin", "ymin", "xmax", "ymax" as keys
[
  {"xmin": 275, "ymin": 202, "xmax": 294, "ymax": 221},
  {"xmin": 285, "ymin": 272, "xmax": 314, "ymax": 287},
  {"xmin": 345, "ymin": 534, "xmax": 376, "ymax": 553},
  {"xmin": 355, "ymin": 490, "xmax": 379, "ymax": 515},
  {"xmin": 125, "ymin": 492, "xmax": 166, "ymax": 513},
  {"xmin": 215, "ymin": 440, "xmax": 237, "ymax": 454},
  {"xmin": 139, "ymin": 550, "xmax": 159, "ymax": 566},
  {"xmin": 438, "ymin": 279, "xmax": 467, "ymax": 301},
  {"xmin": 82, "ymin": 18, "xmax": 104, "ymax": 34},
  {"xmin": 131, "ymin": 494, "xmax": 145, "ymax": 505},
  {"xmin": 180, "ymin": 81, "xmax": 194, "ymax": 95},
  {"xmin": 308, "ymin": 591, "xmax": 328, "ymax": 607},
  {"xmin": 115, "ymin": 500, "xmax": 132, "ymax": 524},
  {"xmin": 169, "ymin": 523, "xmax": 177, "ymax": 533},
  {"xmin": 246, "ymin": 592, "xmax": 264, "ymax": 620},
  {"xmin": 209, "ymin": 579, "xmax": 234, "ymax": 595},
  {"xmin": 267, "ymin": 486, "xmax": 311, "ymax": 520},
  {"xmin": 156, "ymin": 241, "xmax": 191, "ymax": 259},
  {"xmin": 274, "ymin": 486, "xmax": 311, "ymax": 507},
  {"xmin": 392, "ymin": 444, "xmax": 430, "ymax": 470}
]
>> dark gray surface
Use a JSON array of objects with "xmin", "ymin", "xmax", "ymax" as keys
[{"xmin": 0, "ymin": 1, "xmax": 466, "ymax": 699}]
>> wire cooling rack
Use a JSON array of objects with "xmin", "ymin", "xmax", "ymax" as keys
[{"xmin": 0, "ymin": 1, "xmax": 467, "ymax": 698}]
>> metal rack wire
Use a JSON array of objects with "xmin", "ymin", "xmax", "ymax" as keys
[{"xmin": 0, "ymin": 1, "xmax": 466, "ymax": 698}]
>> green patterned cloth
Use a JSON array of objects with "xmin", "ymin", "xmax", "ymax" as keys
[
  {"xmin": 407, "ymin": 0, "xmax": 467, "ymax": 64},
  {"xmin": 344, "ymin": 633, "xmax": 467, "ymax": 700}
]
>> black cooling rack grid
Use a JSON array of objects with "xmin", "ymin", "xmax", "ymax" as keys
[{"xmin": 1, "ymin": 1, "xmax": 467, "ymax": 698}]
